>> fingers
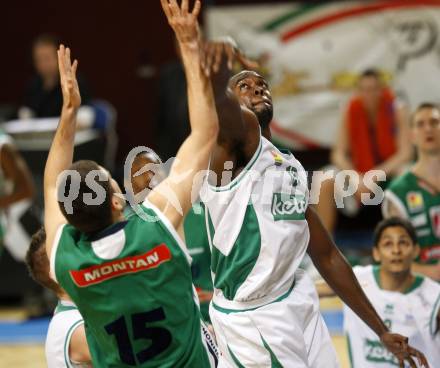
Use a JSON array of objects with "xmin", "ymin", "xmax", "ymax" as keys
[
  {"xmin": 181, "ymin": 0, "xmax": 188, "ymax": 14},
  {"xmin": 405, "ymin": 356, "xmax": 417, "ymax": 368},
  {"xmin": 212, "ymin": 43, "xmax": 223, "ymax": 73},
  {"xmin": 72, "ymin": 60, "xmax": 78, "ymax": 78},
  {"xmin": 237, "ymin": 52, "xmax": 259, "ymax": 70},
  {"xmin": 224, "ymin": 44, "xmax": 234, "ymax": 70},
  {"xmin": 160, "ymin": 0, "xmax": 172, "ymax": 19},
  {"xmin": 408, "ymin": 346, "xmax": 430, "ymax": 368},
  {"xmin": 168, "ymin": 0, "xmax": 180, "ymax": 17},
  {"xmin": 192, "ymin": 0, "xmax": 201, "ymax": 17}
]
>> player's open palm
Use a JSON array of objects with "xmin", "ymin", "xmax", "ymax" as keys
[
  {"xmin": 381, "ymin": 332, "xmax": 429, "ymax": 368},
  {"xmin": 161, "ymin": 0, "xmax": 201, "ymax": 45},
  {"xmin": 58, "ymin": 44, "xmax": 81, "ymax": 111}
]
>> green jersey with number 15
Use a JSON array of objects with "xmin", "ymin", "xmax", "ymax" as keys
[{"xmin": 51, "ymin": 200, "xmax": 211, "ymax": 368}]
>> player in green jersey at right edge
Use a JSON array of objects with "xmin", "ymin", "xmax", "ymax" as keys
[
  {"xmin": 383, "ymin": 103, "xmax": 440, "ymax": 281},
  {"xmin": 43, "ymin": 1, "xmax": 219, "ymax": 367}
]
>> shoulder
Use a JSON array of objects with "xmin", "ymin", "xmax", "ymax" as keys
[
  {"xmin": 386, "ymin": 171, "xmax": 415, "ymax": 194},
  {"xmin": 352, "ymin": 264, "xmax": 374, "ymax": 281}
]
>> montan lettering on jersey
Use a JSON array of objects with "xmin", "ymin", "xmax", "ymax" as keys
[{"xmin": 69, "ymin": 244, "xmax": 172, "ymax": 287}]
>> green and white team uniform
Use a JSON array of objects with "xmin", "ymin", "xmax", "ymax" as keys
[
  {"xmin": 50, "ymin": 201, "xmax": 218, "ymax": 367},
  {"xmin": 201, "ymin": 136, "xmax": 338, "ymax": 367},
  {"xmin": 383, "ymin": 171, "xmax": 440, "ymax": 263},
  {"xmin": 184, "ymin": 202, "xmax": 213, "ymax": 323},
  {"xmin": 344, "ymin": 265, "xmax": 440, "ymax": 368},
  {"xmin": 45, "ymin": 300, "xmax": 92, "ymax": 368}
]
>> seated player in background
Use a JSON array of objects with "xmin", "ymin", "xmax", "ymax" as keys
[
  {"xmin": 314, "ymin": 69, "xmax": 412, "ymax": 233},
  {"xmin": 317, "ymin": 217, "xmax": 440, "ymax": 367},
  {"xmin": 126, "ymin": 150, "xmax": 213, "ymax": 322},
  {"xmin": 25, "ymin": 228, "xmax": 92, "ymax": 368},
  {"xmin": 43, "ymin": 1, "xmax": 218, "ymax": 366},
  {"xmin": 383, "ymin": 103, "xmax": 440, "ymax": 281}
]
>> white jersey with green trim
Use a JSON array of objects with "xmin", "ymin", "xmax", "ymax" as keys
[
  {"xmin": 201, "ymin": 136, "xmax": 310, "ymax": 310},
  {"xmin": 343, "ymin": 265, "xmax": 440, "ymax": 368},
  {"xmin": 45, "ymin": 300, "xmax": 91, "ymax": 368}
]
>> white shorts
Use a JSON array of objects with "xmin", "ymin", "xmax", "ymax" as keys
[{"xmin": 210, "ymin": 270, "xmax": 339, "ymax": 368}]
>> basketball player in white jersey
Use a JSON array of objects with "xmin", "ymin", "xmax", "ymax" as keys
[
  {"xmin": 318, "ymin": 217, "xmax": 440, "ymax": 367},
  {"xmin": 25, "ymin": 227, "xmax": 92, "ymax": 368},
  {"xmin": 198, "ymin": 40, "xmax": 429, "ymax": 367}
]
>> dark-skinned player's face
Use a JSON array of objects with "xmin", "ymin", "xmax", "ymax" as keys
[
  {"xmin": 230, "ymin": 71, "xmax": 273, "ymax": 129},
  {"xmin": 373, "ymin": 226, "xmax": 419, "ymax": 275}
]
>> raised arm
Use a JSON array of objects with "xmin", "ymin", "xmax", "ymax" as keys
[
  {"xmin": 306, "ymin": 206, "xmax": 429, "ymax": 368},
  {"xmin": 44, "ymin": 45, "xmax": 81, "ymax": 258},
  {"xmin": 148, "ymin": 0, "xmax": 218, "ymax": 228}
]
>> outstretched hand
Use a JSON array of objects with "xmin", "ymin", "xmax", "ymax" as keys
[
  {"xmin": 381, "ymin": 332, "xmax": 429, "ymax": 368},
  {"xmin": 161, "ymin": 0, "xmax": 201, "ymax": 46},
  {"xmin": 202, "ymin": 39, "xmax": 259, "ymax": 76},
  {"xmin": 58, "ymin": 45, "xmax": 81, "ymax": 111}
]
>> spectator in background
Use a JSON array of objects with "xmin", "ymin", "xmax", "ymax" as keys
[
  {"xmin": 383, "ymin": 103, "xmax": 440, "ymax": 280},
  {"xmin": 314, "ymin": 69, "xmax": 413, "ymax": 233},
  {"xmin": 19, "ymin": 34, "xmax": 91, "ymax": 119}
]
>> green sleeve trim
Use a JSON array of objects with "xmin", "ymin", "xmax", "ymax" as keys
[
  {"xmin": 346, "ymin": 334, "xmax": 354, "ymax": 368},
  {"xmin": 430, "ymin": 293, "xmax": 440, "ymax": 336},
  {"xmin": 260, "ymin": 334, "xmax": 283, "ymax": 368},
  {"xmin": 208, "ymin": 138, "xmax": 262, "ymax": 192},
  {"xmin": 55, "ymin": 301, "xmax": 78, "ymax": 315},
  {"xmin": 227, "ymin": 345, "xmax": 246, "ymax": 368},
  {"xmin": 64, "ymin": 319, "xmax": 85, "ymax": 368},
  {"xmin": 212, "ymin": 281, "xmax": 294, "ymax": 314}
]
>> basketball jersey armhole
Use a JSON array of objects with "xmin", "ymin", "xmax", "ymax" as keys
[
  {"xmin": 50, "ymin": 224, "xmax": 66, "ymax": 283},
  {"xmin": 142, "ymin": 198, "xmax": 192, "ymax": 265},
  {"xmin": 383, "ymin": 190, "xmax": 408, "ymax": 218},
  {"xmin": 64, "ymin": 319, "xmax": 85, "ymax": 368}
]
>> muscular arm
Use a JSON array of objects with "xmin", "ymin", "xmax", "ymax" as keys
[
  {"xmin": 306, "ymin": 207, "xmax": 388, "ymax": 336},
  {"xmin": 149, "ymin": 0, "xmax": 218, "ymax": 229},
  {"xmin": 44, "ymin": 46, "xmax": 80, "ymax": 258},
  {"xmin": 69, "ymin": 324, "xmax": 91, "ymax": 364},
  {"xmin": 0, "ymin": 143, "xmax": 34, "ymax": 208}
]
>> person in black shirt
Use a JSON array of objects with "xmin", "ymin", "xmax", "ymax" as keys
[{"xmin": 21, "ymin": 34, "xmax": 91, "ymax": 118}]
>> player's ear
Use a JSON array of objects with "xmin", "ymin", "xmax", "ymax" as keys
[
  {"xmin": 111, "ymin": 192, "xmax": 125, "ymax": 212},
  {"xmin": 372, "ymin": 246, "xmax": 381, "ymax": 263}
]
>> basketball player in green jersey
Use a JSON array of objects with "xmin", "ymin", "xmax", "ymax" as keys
[
  {"xmin": 43, "ymin": 1, "xmax": 219, "ymax": 366},
  {"xmin": 199, "ymin": 41, "xmax": 428, "ymax": 367},
  {"xmin": 383, "ymin": 103, "xmax": 440, "ymax": 281},
  {"xmin": 126, "ymin": 151, "xmax": 213, "ymax": 322}
]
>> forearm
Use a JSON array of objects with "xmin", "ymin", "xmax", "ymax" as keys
[
  {"xmin": 0, "ymin": 186, "xmax": 33, "ymax": 208},
  {"xmin": 315, "ymin": 248, "xmax": 388, "ymax": 336},
  {"xmin": 375, "ymin": 151, "xmax": 412, "ymax": 177},
  {"xmin": 180, "ymin": 43, "xmax": 218, "ymax": 138},
  {"xmin": 44, "ymin": 107, "xmax": 78, "ymax": 190}
]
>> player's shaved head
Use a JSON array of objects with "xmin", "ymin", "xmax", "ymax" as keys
[
  {"xmin": 228, "ymin": 70, "xmax": 262, "ymax": 89},
  {"xmin": 25, "ymin": 227, "xmax": 62, "ymax": 295}
]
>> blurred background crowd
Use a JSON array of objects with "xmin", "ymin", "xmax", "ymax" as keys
[{"xmin": 0, "ymin": 1, "xmax": 440, "ymax": 365}]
